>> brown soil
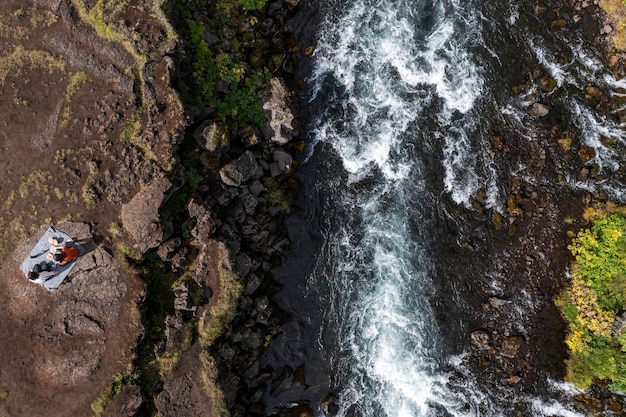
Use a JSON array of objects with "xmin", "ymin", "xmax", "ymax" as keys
[{"xmin": 0, "ymin": 0, "xmax": 183, "ymax": 415}]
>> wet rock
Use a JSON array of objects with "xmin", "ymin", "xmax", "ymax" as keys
[
  {"xmin": 499, "ymin": 336, "xmax": 523, "ymax": 359},
  {"xmin": 470, "ymin": 330, "xmax": 491, "ymax": 350},
  {"xmin": 220, "ymin": 151, "xmax": 259, "ymax": 186},
  {"xmin": 579, "ymin": 145, "xmax": 596, "ymax": 162},
  {"xmin": 557, "ymin": 138, "xmax": 572, "ymax": 151},
  {"xmin": 538, "ymin": 76, "xmax": 557, "ymax": 92},
  {"xmin": 280, "ymin": 405, "xmax": 314, "ymax": 417},
  {"xmin": 489, "ymin": 297, "xmax": 508, "ymax": 309},
  {"xmin": 528, "ymin": 102, "xmax": 550, "ymax": 117}
]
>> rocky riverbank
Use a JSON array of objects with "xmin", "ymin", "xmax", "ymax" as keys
[
  {"xmin": 430, "ymin": 0, "xmax": 626, "ymax": 414},
  {"xmin": 2, "ymin": 0, "xmax": 626, "ymax": 416}
]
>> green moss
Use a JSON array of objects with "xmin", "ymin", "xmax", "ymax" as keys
[{"xmin": 556, "ymin": 213, "xmax": 626, "ymax": 392}]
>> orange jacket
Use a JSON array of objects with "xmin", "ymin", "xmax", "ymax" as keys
[{"xmin": 59, "ymin": 246, "xmax": 79, "ymax": 265}]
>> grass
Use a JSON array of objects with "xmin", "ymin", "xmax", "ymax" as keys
[
  {"xmin": 91, "ymin": 368, "xmax": 141, "ymax": 417},
  {"xmin": 65, "ymin": 71, "xmax": 90, "ymax": 101},
  {"xmin": 556, "ymin": 211, "xmax": 626, "ymax": 392},
  {"xmin": 199, "ymin": 351, "xmax": 229, "ymax": 417},
  {"xmin": 0, "ymin": 46, "xmax": 65, "ymax": 86}
]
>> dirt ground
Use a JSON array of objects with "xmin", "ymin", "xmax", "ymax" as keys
[{"xmin": 0, "ymin": 0, "xmax": 184, "ymax": 415}]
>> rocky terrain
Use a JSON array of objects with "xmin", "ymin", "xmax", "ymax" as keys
[
  {"xmin": 0, "ymin": 0, "xmax": 184, "ymax": 415},
  {"xmin": 0, "ymin": 0, "xmax": 309, "ymax": 415},
  {"xmin": 1, "ymin": 0, "xmax": 626, "ymax": 416}
]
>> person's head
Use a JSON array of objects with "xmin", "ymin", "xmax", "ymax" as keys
[
  {"xmin": 28, "ymin": 271, "xmax": 39, "ymax": 281},
  {"xmin": 54, "ymin": 251, "xmax": 66, "ymax": 262}
]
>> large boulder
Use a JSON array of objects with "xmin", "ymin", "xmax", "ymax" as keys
[
  {"xmin": 261, "ymin": 77, "xmax": 299, "ymax": 145},
  {"xmin": 121, "ymin": 176, "xmax": 172, "ymax": 252},
  {"xmin": 219, "ymin": 151, "xmax": 259, "ymax": 187}
]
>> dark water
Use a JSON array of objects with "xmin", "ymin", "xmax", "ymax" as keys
[{"xmin": 263, "ymin": 0, "xmax": 626, "ymax": 416}]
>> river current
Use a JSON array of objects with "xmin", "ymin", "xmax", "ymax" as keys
[{"xmin": 264, "ymin": 0, "xmax": 626, "ymax": 416}]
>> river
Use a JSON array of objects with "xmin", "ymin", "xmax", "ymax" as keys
[{"xmin": 263, "ymin": 0, "xmax": 626, "ymax": 416}]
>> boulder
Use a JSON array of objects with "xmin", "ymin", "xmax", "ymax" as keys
[
  {"xmin": 274, "ymin": 148, "xmax": 293, "ymax": 174},
  {"xmin": 121, "ymin": 176, "xmax": 172, "ymax": 252},
  {"xmin": 528, "ymin": 103, "xmax": 550, "ymax": 117},
  {"xmin": 261, "ymin": 78, "xmax": 299, "ymax": 145},
  {"xmin": 219, "ymin": 151, "xmax": 259, "ymax": 186},
  {"xmin": 193, "ymin": 119, "xmax": 230, "ymax": 152}
]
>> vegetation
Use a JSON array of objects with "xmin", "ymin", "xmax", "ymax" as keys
[
  {"xmin": 183, "ymin": 8, "xmax": 271, "ymax": 125},
  {"xmin": 601, "ymin": 0, "xmax": 626, "ymax": 50},
  {"xmin": 556, "ymin": 213, "xmax": 626, "ymax": 392},
  {"xmin": 91, "ymin": 369, "xmax": 141, "ymax": 416},
  {"xmin": 218, "ymin": 0, "xmax": 267, "ymax": 11}
]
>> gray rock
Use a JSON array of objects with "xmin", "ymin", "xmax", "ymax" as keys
[
  {"xmin": 274, "ymin": 148, "xmax": 293, "ymax": 174},
  {"xmin": 243, "ymin": 274, "xmax": 262, "ymax": 296},
  {"xmin": 239, "ymin": 189, "xmax": 259, "ymax": 215},
  {"xmin": 219, "ymin": 151, "xmax": 259, "ymax": 186},
  {"xmin": 193, "ymin": 120, "xmax": 230, "ymax": 152},
  {"xmin": 261, "ymin": 78, "xmax": 299, "ymax": 145},
  {"xmin": 249, "ymin": 180, "xmax": 265, "ymax": 196}
]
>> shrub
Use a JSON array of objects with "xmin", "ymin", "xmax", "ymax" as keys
[
  {"xmin": 184, "ymin": 12, "xmax": 270, "ymax": 126},
  {"xmin": 556, "ymin": 214, "xmax": 626, "ymax": 392}
]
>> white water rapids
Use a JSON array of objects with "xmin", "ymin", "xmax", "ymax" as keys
[{"xmin": 288, "ymin": 0, "xmax": 626, "ymax": 415}]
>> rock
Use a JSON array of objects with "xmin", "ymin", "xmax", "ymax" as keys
[
  {"xmin": 499, "ymin": 336, "xmax": 523, "ymax": 358},
  {"xmin": 239, "ymin": 189, "xmax": 259, "ymax": 215},
  {"xmin": 234, "ymin": 253, "xmax": 253, "ymax": 277},
  {"xmin": 103, "ymin": 385, "xmax": 143, "ymax": 417},
  {"xmin": 219, "ymin": 151, "xmax": 259, "ymax": 186},
  {"xmin": 471, "ymin": 330, "xmax": 491, "ymax": 350},
  {"xmin": 173, "ymin": 283, "xmax": 196, "ymax": 313},
  {"xmin": 528, "ymin": 103, "xmax": 550, "ymax": 117},
  {"xmin": 579, "ymin": 145, "xmax": 596, "ymax": 162},
  {"xmin": 188, "ymin": 199, "xmax": 219, "ymax": 243},
  {"xmin": 249, "ymin": 180, "xmax": 265, "ymax": 196},
  {"xmin": 557, "ymin": 138, "xmax": 572, "ymax": 151},
  {"xmin": 273, "ymin": 148, "xmax": 293, "ymax": 174},
  {"xmin": 121, "ymin": 176, "xmax": 172, "ymax": 252},
  {"xmin": 157, "ymin": 237, "xmax": 182, "ymax": 261},
  {"xmin": 238, "ymin": 124, "xmax": 261, "ymax": 147},
  {"xmin": 489, "ymin": 297, "xmax": 508, "ymax": 309},
  {"xmin": 538, "ymin": 76, "xmax": 556, "ymax": 92},
  {"xmin": 261, "ymin": 78, "xmax": 299, "ymax": 145},
  {"xmin": 243, "ymin": 273, "xmax": 263, "ymax": 296},
  {"xmin": 193, "ymin": 120, "xmax": 230, "ymax": 152}
]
